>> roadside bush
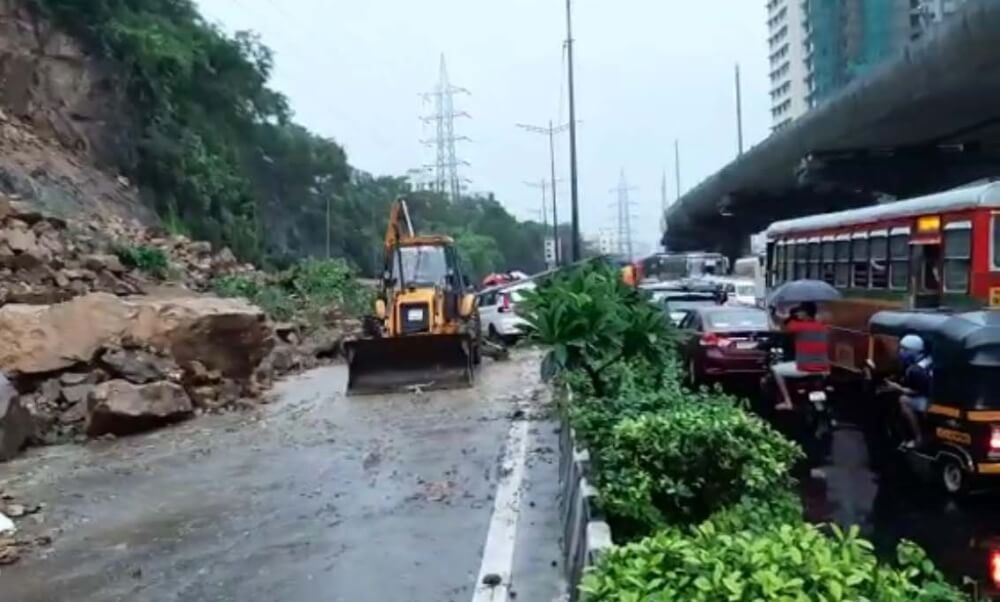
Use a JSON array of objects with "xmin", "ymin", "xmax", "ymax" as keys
[
  {"xmin": 593, "ymin": 400, "xmax": 802, "ymax": 536},
  {"xmin": 281, "ymin": 258, "xmax": 373, "ymax": 319},
  {"xmin": 212, "ymin": 258, "xmax": 371, "ymax": 324},
  {"xmin": 213, "ymin": 274, "xmax": 296, "ymax": 322},
  {"xmin": 114, "ymin": 245, "xmax": 169, "ymax": 279},
  {"xmin": 580, "ymin": 522, "xmax": 965, "ymax": 602},
  {"xmin": 520, "ymin": 262, "xmax": 673, "ymax": 396}
]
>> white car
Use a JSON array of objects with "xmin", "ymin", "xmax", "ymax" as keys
[
  {"xmin": 477, "ymin": 281, "xmax": 536, "ymax": 343},
  {"xmin": 727, "ymin": 279, "xmax": 760, "ymax": 307}
]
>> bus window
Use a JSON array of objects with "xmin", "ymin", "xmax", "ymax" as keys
[
  {"xmin": 852, "ymin": 235, "xmax": 870, "ymax": 288},
  {"xmin": 993, "ymin": 213, "xmax": 1000, "ymax": 270},
  {"xmin": 785, "ymin": 242, "xmax": 796, "ymax": 282},
  {"xmin": 870, "ymin": 231, "xmax": 888, "ymax": 289},
  {"xmin": 775, "ymin": 244, "xmax": 786, "ymax": 284},
  {"xmin": 820, "ymin": 239, "xmax": 835, "ymax": 284},
  {"xmin": 795, "ymin": 241, "xmax": 808, "ymax": 279},
  {"xmin": 835, "ymin": 237, "xmax": 850, "ymax": 287},
  {"xmin": 807, "ymin": 242, "xmax": 820, "ymax": 279},
  {"xmin": 889, "ymin": 229, "xmax": 910, "ymax": 290},
  {"xmin": 943, "ymin": 222, "xmax": 972, "ymax": 293}
]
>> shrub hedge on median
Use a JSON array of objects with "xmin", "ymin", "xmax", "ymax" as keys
[{"xmin": 521, "ymin": 261, "xmax": 965, "ymax": 601}]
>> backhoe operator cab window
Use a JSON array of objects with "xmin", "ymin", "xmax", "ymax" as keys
[{"xmin": 393, "ymin": 245, "xmax": 449, "ymax": 287}]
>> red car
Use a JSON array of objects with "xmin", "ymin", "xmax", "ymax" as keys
[{"xmin": 676, "ymin": 306, "xmax": 772, "ymax": 385}]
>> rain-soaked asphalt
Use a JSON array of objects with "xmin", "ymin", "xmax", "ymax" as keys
[
  {"xmin": 0, "ymin": 350, "xmax": 566, "ymax": 602},
  {"xmin": 802, "ymin": 421, "xmax": 1000, "ymax": 599}
]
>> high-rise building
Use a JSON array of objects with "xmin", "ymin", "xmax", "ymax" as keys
[
  {"xmin": 805, "ymin": 0, "xmax": 968, "ymax": 107},
  {"xmin": 767, "ymin": 0, "xmax": 812, "ymax": 131},
  {"xmin": 769, "ymin": 0, "xmax": 968, "ymax": 130}
]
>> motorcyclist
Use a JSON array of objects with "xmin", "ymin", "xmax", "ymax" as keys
[
  {"xmin": 770, "ymin": 301, "xmax": 831, "ymax": 411},
  {"xmin": 885, "ymin": 334, "xmax": 932, "ymax": 448}
]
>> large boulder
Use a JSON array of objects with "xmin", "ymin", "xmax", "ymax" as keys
[
  {"xmin": 0, "ymin": 293, "xmax": 273, "ymax": 379},
  {"xmin": 129, "ymin": 296, "xmax": 273, "ymax": 379},
  {"xmin": 0, "ymin": 375, "xmax": 29, "ymax": 461},
  {"xmin": 86, "ymin": 380, "xmax": 193, "ymax": 437},
  {"xmin": 0, "ymin": 293, "xmax": 133, "ymax": 375}
]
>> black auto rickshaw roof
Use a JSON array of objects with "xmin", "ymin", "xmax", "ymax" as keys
[{"xmin": 870, "ymin": 309, "xmax": 1000, "ymax": 367}]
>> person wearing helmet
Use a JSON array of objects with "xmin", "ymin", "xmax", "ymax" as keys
[{"xmin": 887, "ymin": 334, "xmax": 933, "ymax": 448}]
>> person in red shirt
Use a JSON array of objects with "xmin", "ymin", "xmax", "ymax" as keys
[{"xmin": 771, "ymin": 301, "xmax": 830, "ymax": 410}]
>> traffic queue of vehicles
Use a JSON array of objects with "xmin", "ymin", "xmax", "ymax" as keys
[{"xmin": 647, "ymin": 182, "xmax": 1000, "ymax": 497}]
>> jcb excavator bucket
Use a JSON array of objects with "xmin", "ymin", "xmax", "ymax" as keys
[{"xmin": 344, "ymin": 334, "xmax": 475, "ymax": 395}]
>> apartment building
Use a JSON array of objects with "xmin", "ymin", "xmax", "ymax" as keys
[{"xmin": 767, "ymin": 0, "xmax": 811, "ymax": 131}]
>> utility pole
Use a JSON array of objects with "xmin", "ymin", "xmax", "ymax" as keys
[
  {"xmin": 565, "ymin": 0, "xmax": 581, "ymax": 261},
  {"xmin": 609, "ymin": 169, "xmax": 637, "ymax": 261},
  {"xmin": 517, "ymin": 121, "xmax": 572, "ymax": 265},
  {"xmin": 674, "ymin": 139, "xmax": 682, "ymax": 199},
  {"xmin": 735, "ymin": 63, "xmax": 744, "ymax": 156},
  {"xmin": 525, "ymin": 179, "xmax": 560, "ymax": 268},
  {"xmin": 325, "ymin": 195, "xmax": 331, "ymax": 258},
  {"xmin": 420, "ymin": 55, "xmax": 470, "ymax": 200},
  {"xmin": 523, "ymin": 179, "xmax": 550, "ymax": 230},
  {"xmin": 659, "ymin": 170, "xmax": 668, "ymax": 238}
]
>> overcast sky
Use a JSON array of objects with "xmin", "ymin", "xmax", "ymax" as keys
[{"xmin": 195, "ymin": 0, "xmax": 770, "ymax": 252}]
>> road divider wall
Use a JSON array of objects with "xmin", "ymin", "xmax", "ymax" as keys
[{"xmin": 558, "ymin": 389, "xmax": 612, "ymax": 601}]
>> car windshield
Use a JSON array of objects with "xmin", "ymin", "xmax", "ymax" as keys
[
  {"xmin": 705, "ymin": 310, "xmax": 768, "ymax": 331},
  {"xmin": 394, "ymin": 245, "xmax": 448, "ymax": 286},
  {"xmin": 736, "ymin": 285, "xmax": 756, "ymax": 297}
]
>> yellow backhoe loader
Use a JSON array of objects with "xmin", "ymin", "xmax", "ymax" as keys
[{"xmin": 344, "ymin": 198, "xmax": 481, "ymax": 395}]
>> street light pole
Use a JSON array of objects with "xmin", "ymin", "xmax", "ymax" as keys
[
  {"xmin": 517, "ymin": 121, "xmax": 571, "ymax": 265},
  {"xmin": 565, "ymin": 0, "xmax": 581, "ymax": 262},
  {"xmin": 547, "ymin": 120, "xmax": 561, "ymax": 265}
]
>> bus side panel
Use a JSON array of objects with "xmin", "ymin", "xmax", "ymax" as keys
[
  {"xmin": 972, "ymin": 209, "xmax": 1000, "ymax": 307},
  {"xmin": 825, "ymin": 296, "xmax": 902, "ymax": 373}
]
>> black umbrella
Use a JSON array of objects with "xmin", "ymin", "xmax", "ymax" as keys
[{"xmin": 766, "ymin": 279, "xmax": 841, "ymax": 307}]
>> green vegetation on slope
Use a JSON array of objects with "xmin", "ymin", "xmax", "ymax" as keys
[{"xmin": 29, "ymin": 0, "xmax": 553, "ymax": 278}]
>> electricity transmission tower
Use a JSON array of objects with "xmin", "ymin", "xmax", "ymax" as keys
[
  {"xmin": 421, "ymin": 55, "xmax": 469, "ymax": 200},
  {"xmin": 610, "ymin": 169, "xmax": 637, "ymax": 260}
]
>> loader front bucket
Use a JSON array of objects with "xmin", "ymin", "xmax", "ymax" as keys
[{"xmin": 344, "ymin": 334, "xmax": 474, "ymax": 395}]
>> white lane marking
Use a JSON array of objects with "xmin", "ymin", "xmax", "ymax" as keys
[{"xmin": 471, "ymin": 418, "xmax": 531, "ymax": 602}]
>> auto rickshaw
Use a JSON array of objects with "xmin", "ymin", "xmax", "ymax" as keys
[{"xmin": 868, "ymin": 309, "xmax": 1000, "ymax": 494}]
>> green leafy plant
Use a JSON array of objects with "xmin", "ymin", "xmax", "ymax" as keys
[
  {"xmin": 114, "ymin": 245, "xmax": 169, "ymax": 279},
  {"xmin": 593, "ymin": 401, "xmax": 803, "ymax": 536},
  {"xmin": 580, "ymin": 522, "xmax": 965, "ymax": 602},
  {"xmin": 520, "ymin": 262, "xmax": 674, "ymax": 396},
  {"xmin": 212, "ymin": 258, "xmax": 372, "ymax": 324}
]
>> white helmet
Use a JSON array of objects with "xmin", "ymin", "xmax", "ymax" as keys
[{"xmin": 900, "ymin": 334, "xmax": 925, "ymax": 353}]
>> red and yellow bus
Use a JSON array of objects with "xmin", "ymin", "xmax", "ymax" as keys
[{"xmin": 765, "ymin": 181, "xmax": 1000, "ymax": 373}]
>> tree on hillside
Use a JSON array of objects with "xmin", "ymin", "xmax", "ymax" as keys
[{"xmin": 29, "ymin": 0, "xmax": 550, "ymax": 277}]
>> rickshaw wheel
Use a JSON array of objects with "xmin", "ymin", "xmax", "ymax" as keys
[{"xmin": 940, "ymin": 458, "xmax": 966, "ymax": 495}]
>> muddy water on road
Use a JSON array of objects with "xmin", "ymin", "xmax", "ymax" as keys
[{"xmin": 0, "ymin": 352, "xmax": 552, "ymax": 602}]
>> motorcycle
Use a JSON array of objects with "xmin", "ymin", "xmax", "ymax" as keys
[{"xmin": 759, "ymin": 342, "xmax": 834, "ymax": 465}]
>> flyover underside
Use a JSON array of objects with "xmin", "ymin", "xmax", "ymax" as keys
[{"xmin": 664, "ymin": 0, "xmax": 1000, "ymax": 253}]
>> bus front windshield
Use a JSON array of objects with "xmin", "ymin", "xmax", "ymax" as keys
[{"xmin": 393, "ymin": 245, "xmax": 449, "ymax": 287}]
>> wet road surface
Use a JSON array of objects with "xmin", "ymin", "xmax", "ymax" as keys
[
  {"xmin": 0, "ymin": 351, "xmax": 566, "ymax": 601},
  {"xmin": 803, "ymin": 423, "xmax": 1000, "ymax": 599}
]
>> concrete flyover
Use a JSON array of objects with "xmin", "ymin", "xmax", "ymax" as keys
[{"xmin": 663, "ymin": 0, "xmax": 1000, "ymax": 257}]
